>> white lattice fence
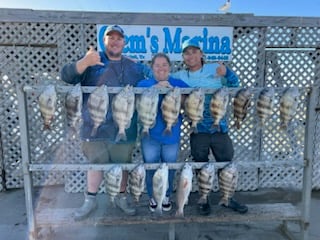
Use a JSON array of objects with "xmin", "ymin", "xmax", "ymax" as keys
[
  {"xmin": 0, "ymin": 12, "xmax": 319, "ymax": 192},
  {"xmin": 313, "ymin": 91, "xmax": 320, "ymax": 190}
]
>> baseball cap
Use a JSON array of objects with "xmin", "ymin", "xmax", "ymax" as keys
[
  {"xmin": 182, "ymin": 38, "xmax": 200, "ymax": 52},
  {"xmin": 104, "ymin": 25, "xmax": 124, "ymax": 38}
]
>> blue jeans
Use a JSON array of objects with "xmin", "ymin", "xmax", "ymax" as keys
[{"xmin": 141, "ymin": 137, "xmax": 179, "ymax": 199}]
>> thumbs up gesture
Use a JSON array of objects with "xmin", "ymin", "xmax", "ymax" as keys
[{"xmin": 216, "ymin": 62, "xmax": 227, "ymax": 77}]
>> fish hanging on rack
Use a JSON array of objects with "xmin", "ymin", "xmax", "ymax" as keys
[
  {"xmin": 129, "ymin": 164, "xmax": 146, "ymax": 203},
  {"xmin": 197, "ymin": 162, "xmax": 215, "ymax": 204},
  {"xmin": 136, "ymin": 87, "xmax": 159, "ymax": 137},
  {"xmin": 87, "ymin": 85, "xmax": 109, "ymax": 137},
  {"xmin": 161, "ymin": 87, "xmax": 182, "ymax": 135},
  {"xmin": 218, "ymin": 163, "xmax": 238, "ymax": 207},
  {"xmin": 210, "ymin": 87, "xmax": 229, "ymax": 131},
  {"xmin": 65, "ymin": 83, "xmax": 82, "ymax": 136},
  {"xmin": 184, "ymin": 88, "xmax": 205, "ymax": 133},
  {"xmin": 256, "ymin": 87, "xmax": 275, "ymax": 127},
  {"xmin": 176, "ymin": 163, "xmax": 193, "ymax": 217},
  {"xmin": 112, "ymin": 85, "xmax": 135, "ymax": 142},
  {"xmin": 38, "ymin": 84, "xmax": 57, "ymax": 130},
  {"xmin": 105, "ymin": 165, "xmax": 123, "ymax": 205},
  {"xmin": 152, "ymin": 163, "xmax": 169, "ymax": 216},
  {"xmin": 279, "ymin": 87, "xmax": 300, "ymax": 130},
  {"xmin": 233, "ymin": 88, "xmax": 252, "ymax": 129}
]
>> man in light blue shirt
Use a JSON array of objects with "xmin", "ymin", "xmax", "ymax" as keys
[{"xmin": 172, "ymin": 38, "xmax": 248, "ymax": 215}]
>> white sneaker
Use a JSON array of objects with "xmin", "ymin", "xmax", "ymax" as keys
[
  {"xmin": 149, "ymin": 198, "xmax": 157, "ymax": 212},
  {"xmin": 162, "ymin": 196, "xmax": 172, "ymax": 212}
]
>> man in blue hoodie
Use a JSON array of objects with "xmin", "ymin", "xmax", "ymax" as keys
[{"xmin": 61, "ymin": 25, "xmax": 151, "ymax": 220}]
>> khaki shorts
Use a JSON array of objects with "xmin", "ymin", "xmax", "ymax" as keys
[{"xmin": 81, "ymin": 141, "xmax": 135, "ymax": 164}]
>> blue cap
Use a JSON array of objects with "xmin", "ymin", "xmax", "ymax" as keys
[
  {"xmin": 182, "ymin": 38, "xmax": 200, "ymax": 52},
  {"xmin": 104, "ymin": 25, "xmax": 124, "ymax": 37}
]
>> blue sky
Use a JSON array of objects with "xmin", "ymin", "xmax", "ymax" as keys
[{"xmin": 0, "ymin": 0, "xmax": 319, "ymax": 17}]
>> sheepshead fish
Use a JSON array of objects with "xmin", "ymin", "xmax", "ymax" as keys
[
  {"xmin": 112, "ymin": 85, "xmax": 135, "ymax": 142},
  {"xmin": 280, "ymin": 87, "xmax": 299, "ymax": 130},
  {"xmin": 175, "ymin": 163, "xmax": 193, "ymax": 218},
  {"xmin": 210, "ymin": 87, "xmax": 229, "ymax": 131},
  {"xmin": 218, "ymin": 163, "xmax": 238, "ymax": 206},
  {"xmin": 197, "ymin": 162, "xmax": 215, "ymax": 204},
  {"xmin": 129, "ymin": 164, "xmax": 146, "ymax": 203},
  {"xmin": 152, "ymin": 163, "xmax": 169, "ymax": 215},
  {"xmin": 87, "ymin": 85, "xmax": 109, "ymax": 137},
  {"xmin": 136, "ymin": 87, "xmax": 159, "ymax": 136},
  {"xmin": 161, "ymin": 87, "xmax": 181, "ymax": 135},
  {"xmin": 105, "ymin": 165, "xmax": 123, "ymax": 205},
  {"xmin": 65, "ymin": 83, "xmax": 82, "ymax": 136},
  {"xmin": 256, "ymin": 87, "xmax": 274, "ymax": 127},
  {"xmin": 184, "ymin": 88, "xmax": 205, "ymax": 133},
  {"xmin": 38, "ymin": 84, "xmax": 57, "ymax": 130},
  {"xmin": 233, "ymin": 88, "xmax": 251, "ymax": 129}
]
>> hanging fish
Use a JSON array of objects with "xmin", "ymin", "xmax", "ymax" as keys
[
  {"xmin": 184, "ymin": 88, "xmax": 205, "ymax": 133},
  {"xmin": 218, "ymin": 163, "xmax": 238, "ymax": 207},
  {"xmin": 161, "ymin": 87, "xmax": 182, "ymax": 135},
  {"xmin": 105, "ymin": 165, "xmax": 123, "ymax": 205},
  {"xmin": 175, "ymin": 163, "xmax": 193, "ymax": 218},
  {"xmin": 210, "ymin": 87, "xmax": 229, "ymax": 131},
  {"xmin": 197, "ymin": 162, "xmax": 215, "ymax": 204},
  {"xmin": 87, "ymin": 85, "xmax": 109, "ymax": 137},
  {"xmin": 112, "ymin": 85, "xmax": 135, "ymax": 142},
  {"xmin": 38, "ymin": 84, "xmax": 57, "ymax": 130},
  {"xmin": 136, "ymin": 87, "xmax": 159, "ymax": 137},
  {"xmin": 279, "ymin": 87, "xmax": 300, "ymax": 130},
  {"xmin": 256, "ymin": 87, "xmax": 275, "ymax": 127},
  {"xmin": 129, "ymin": 164, "xmax": 146, "ymax": 203},
  {"xmin": 233, "ymin": 88, "xmax": 252, "ymax": 129},
  {"xmin": 65, "ymin": 83, "xmax": 82, "ymax": 136},
  {"xmin": 152, "ymin": 163, "xmax": 169, "ymax": 216}
]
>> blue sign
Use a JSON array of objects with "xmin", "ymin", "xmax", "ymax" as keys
[{"xmin": 97, "ymin": 25, "xmax": 233, "ymax": 61}]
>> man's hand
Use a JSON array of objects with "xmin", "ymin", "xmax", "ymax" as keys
[
  {"xmin": 76, "ymin": 46, "xmax": 104, "ymax": 74},
  {"xmin": 83, "ymin": 46, "xmax": 104, "ymax": 67},
  {"xmin": 216, "ymin": 62, "xmax": 227, "ymax": 77}
]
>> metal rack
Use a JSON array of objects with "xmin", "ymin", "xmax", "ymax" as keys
[{"xmin": 17, "ymin": 85, "xmax": 318, "ymax": 240}]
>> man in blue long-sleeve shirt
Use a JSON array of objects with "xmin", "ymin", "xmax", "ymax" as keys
[{"xmin": 61, "ymin": 25, "xmax": 151, "ymax": 220}]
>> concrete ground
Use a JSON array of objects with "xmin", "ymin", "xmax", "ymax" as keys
[{"xmin": 0, "ymin": 186, "xmax": 319, "ymax": 240}]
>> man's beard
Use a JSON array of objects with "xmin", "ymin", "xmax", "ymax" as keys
[{"xmin": 108, "ymin": 50, "xmax": 122, "ymax": 58}]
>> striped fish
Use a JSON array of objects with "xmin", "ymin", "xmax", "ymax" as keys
[
  {"xmin": 105, "ymin": 165, "xmax": 123, "ymax": 205},
  {"xmin": 280, "ymin": 87, "xmax": 299, "ymax": 130},
  {"xmin": 161, "ymin": 87, "xmax": 181, "ymax": 135},
  {"xmin": 233, "ymin": 88, "xmax": 251, "ymax": 129},
  {"xmin": 136, "ymin": 87, "xmax": 159, "ymax": 137},
  {"xmin": 176, "ymin": 163, "xmax": 193, "ymax": 217},
  {"xmin": 152, "ymin": 163, "xmax": 169, "ymax": 215},
  {"xmin": 218, "ymin": 163, "xmax": 238, "ymax": 206},
  {"xmin": 38, "ymin": 84, "xmax": 57, "ymax": 130},
  {"xmin": 87, "ymin": 85, "xmax": 109, "ymax": 137},
  {"xmin": 197, "ymin": 162, "xmax": 215, "ymax": 204},
  {"xmin": 184, "ymin": 88, "xmax": 205, "ymax": 133},
  {"xmin": 129, "ymin": 164, "xmax": 146, "ymax": 203},
  {"xmin": 210, "ymin": 87, "xmax": 229, "ymax": 131},
  {"xmin": 112, "ymin": 85, "xmax": 135, "ymax": 142},
  {"xmin": 65, "ymin": 83, "xmax": 82, "ymax": 136},
  {"xmin": 256, "ymin": 87, "xmax": 274, "ymax": 127}
]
